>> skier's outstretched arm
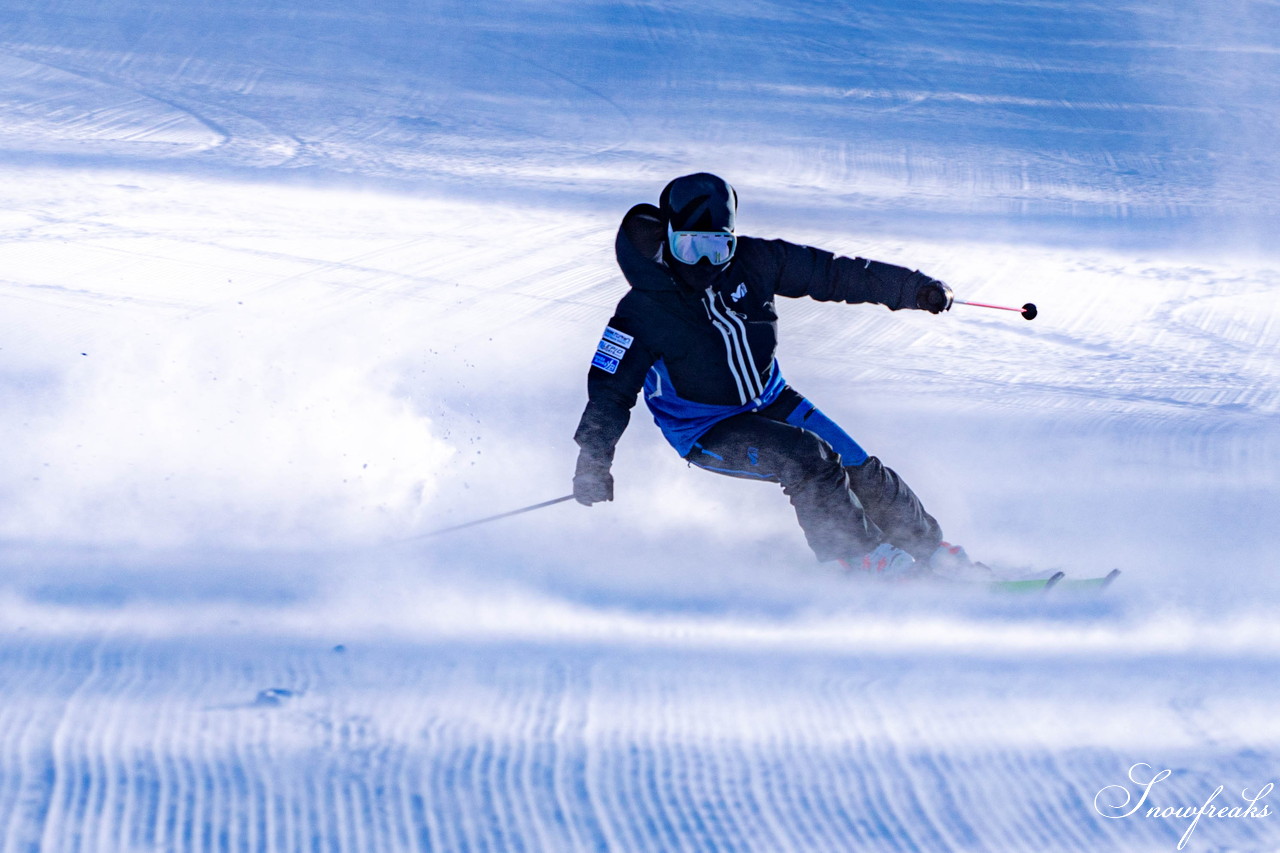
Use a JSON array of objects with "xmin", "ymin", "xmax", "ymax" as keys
[
  {"xmin": 572, "ymin": 316, "xmax": 654, "ymax": 505},
  {"xmin": 758, "ymin": 239, "xmax": 953, "ymax": 313}
]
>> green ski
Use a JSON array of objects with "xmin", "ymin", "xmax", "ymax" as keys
[
  {"xmin": 986, "ymin": 569, "xmax": 1120, "ymax": 593},
  {"xmin": 987, "ymin": 571, "xmax": 1065, "ymax": 592},
  {"xmin": 1052, "ymin": 568, "xmax": 1122, "ymax": 591}
]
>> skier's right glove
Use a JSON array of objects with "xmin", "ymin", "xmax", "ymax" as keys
[
  {"xmin": 912, "ymin": 274, "xmax": 954, "ymax": 314},
  {"xmin": 573, "ymin": 452, "xmax": 614, "ymax": 506}
]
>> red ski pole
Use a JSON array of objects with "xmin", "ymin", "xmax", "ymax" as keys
[{"xmin": 953, "ymin": 299, "xmax": 1038, "ymax": 320}]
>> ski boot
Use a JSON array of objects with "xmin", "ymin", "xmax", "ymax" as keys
[{"xmin": 839, "ymin": 543, "xmax": 921, "ymax": 580}]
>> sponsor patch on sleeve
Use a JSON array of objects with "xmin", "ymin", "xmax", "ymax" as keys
[
  {"xmin": 590, "ymin": 325, "xmax": 632, "ymax": 374},
  {"xmin": 591, "ymin": 351, "xmax": 621, "ymax": 374},
  {"xmin": 596, "ymin": 340, "xmax": 627, "ymax": 360},
  {"xmin": 602, "ymin": 326, "xmax": 634, "ymax": 349}
]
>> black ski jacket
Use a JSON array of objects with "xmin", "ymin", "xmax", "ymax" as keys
[{"xmin": 574, "ymin": 203, "xmax": 935, "ymax": 464}]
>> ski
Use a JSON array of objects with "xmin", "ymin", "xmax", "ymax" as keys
[
  {"xmin": 1052, "ymin": 568, "xmax": 1122, "ymax": 591},
  {"xmin": 986, "ymin": 571, "xmax": 1064, "ymax": 593},
  {"xmin": 852, "ymin": 567, "xmax": 1121, "ymax": 594},
  {"xmin": 986, "ymin": 568, "xmax": 1120, "ymax": 593}
]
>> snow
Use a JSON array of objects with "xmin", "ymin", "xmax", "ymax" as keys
[{"xmin": 1, "ymin": 0, "xmax": 1278, "ymax": 850}]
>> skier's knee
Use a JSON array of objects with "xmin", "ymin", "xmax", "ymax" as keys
[
  {"xmin": 846, "ymin": 455, "xmax": 901, "ymax": 498},
  {"xmin": 779, "ymin": 429, "xmax": 842, "ymax": 486}
]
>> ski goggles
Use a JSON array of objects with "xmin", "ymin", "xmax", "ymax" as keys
[{"xmin": 667, "ymin": 224, "xmax": 737, "ymax": 265}]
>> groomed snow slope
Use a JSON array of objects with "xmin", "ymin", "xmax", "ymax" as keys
[{"xmin": 1, "ymin": 1, "xmax": 1279, "ymax": 850}]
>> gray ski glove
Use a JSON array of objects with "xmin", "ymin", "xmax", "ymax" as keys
[
  {"xmin": 573, "ymin": 453, "xmax": 614, "ymax": 505},
  {"xmin": 913, "ymin": 275, "xmax": 954, "ymax": 314}
]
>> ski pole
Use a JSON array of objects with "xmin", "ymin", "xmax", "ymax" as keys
[
  {"xmin": 412, "ymin": 494, "xmax": 575, "ymax": 539},
  {"xmin": 954, "ymin": 299, "xmax": 1038, "ymax": 320}
]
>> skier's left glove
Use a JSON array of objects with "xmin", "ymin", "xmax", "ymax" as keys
[
  {"xmin": 573, "ymin": 452, "xmax": 614, "ymax": 506},
  {"xmin": 912, "ymin": 274, "xmax": 954, "ymax": 314}
]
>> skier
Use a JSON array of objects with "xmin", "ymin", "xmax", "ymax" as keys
[{"xmin": 571, "ymin": 173, "xmax": 974, "ymax": 577}]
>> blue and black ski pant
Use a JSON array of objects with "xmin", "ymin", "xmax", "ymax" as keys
[{"xmin": 684, "ymin": 386, "xmax": 942, "ymax": 562}]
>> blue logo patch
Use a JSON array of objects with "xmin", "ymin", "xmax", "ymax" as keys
[
  {"xmin": 597, "ymin": 340, "xmax": 627, "ymax": 360},
  {"xmin": 591, "ymin": 351, "xmax": 621, "ymax": 374},
  {"xmin": 603, "ymin": 326, "xmax": 634, "ymax": 349}
]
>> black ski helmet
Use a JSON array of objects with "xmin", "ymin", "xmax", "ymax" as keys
[{"xmin": 659, "ymin": 173, "xmax": 737, "ymax": 233}]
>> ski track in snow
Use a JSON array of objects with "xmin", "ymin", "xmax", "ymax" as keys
[
  {"xmin": 1, "ymin": 0, "xmax": 1279, "ymax": 850},
  {"xmin": 0, "ymin": 636, "xmax": 1277, "ymax": 852}
]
